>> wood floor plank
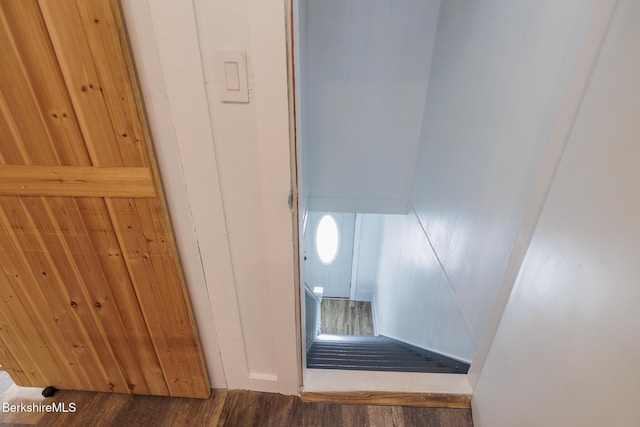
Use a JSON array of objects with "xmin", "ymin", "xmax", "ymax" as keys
[
  {"xmin": 254, "ymin": 391, "xmax": 301, "ymax": 427},
  {"xmin": 321, "ymin": 299, "xmax": 374, "ymax": 336},
  {"xmin": 216, "ymin": 390, "xmax": 258, "ymax": 426},
  {"xmin": 341, "ymin": 403, "xmax": 369, "ymax": 426},
  {"xmin": 0, "ymin": 372, "xmax": 474, "ymax": 426},
  {"xmin": 298, "ymin": 400, "xmax": 331, "ymax": 427},
  {"xmin": 205, "ymin": 390, "xmax": 229, "ymax": 427},
  {"xmin": 300, "ymin": 391, "xmax": 472, "ymax": 409},
  {"xmin": 368, "ymin": 405, "xmax": 407, "ymax": 427}
]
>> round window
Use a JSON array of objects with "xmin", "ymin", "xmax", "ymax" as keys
[{"xmin": 315, "ymin": 215, "xmax": 339, "ymax": 264}]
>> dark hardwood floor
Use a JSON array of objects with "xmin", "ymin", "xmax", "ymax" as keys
[
  {"xmin": 0, "ymin": 371, "xmax": 473, "ymax": 426},
  {"xmin": 321, "ymin": 298, "xmax": 374, "ymax": 336}
]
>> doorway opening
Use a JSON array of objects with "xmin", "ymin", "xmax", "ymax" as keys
[
  {"xmin": 304, "ymin": 211, "xmax": 374, "ymax": 337},
  {"xmin": 301, "ymin": 210, "xmax": 469, "ymax": 373},
  {"xmin": 293, "ymin": 0, "xmax": 478, "ymax": 373},
  {"xmin": 292, "ymin": 0, "xmax": 588, "ymax": 380}
]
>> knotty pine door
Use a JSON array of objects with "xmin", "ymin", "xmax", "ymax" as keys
[{"xmin": 0, "ymin": 0, "xmax": 210, "ymax": 398}]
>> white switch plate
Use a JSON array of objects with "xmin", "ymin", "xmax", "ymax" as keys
[{"xmin": 217, "ymin": 51, "xmax": 249, "ymax": 103}]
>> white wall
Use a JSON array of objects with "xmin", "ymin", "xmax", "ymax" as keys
[
  {"xmin": 350, "ymin": 214, "xmax": 383, "ymax": 302},
  {"xmin": 473, "ymin": 1, "xmax": 639, "ymax": 424},
  {"xmin": 122, "ymin": 0, "xmax": 299, "ymax": 394},
  {"xmin": 295, "ymin": 0, "xmax": 310, "ymax": 241},
  {"xmin": 371, "ymin": 0, "xmax": 599, "ymax": 363},
  {"xmin": 410, "ymin": 0, "xmax": 598, "ymax": 340},
  {"xmin": 374, "ymin": 211, "xmax": 476, "ymax": 361},
  {"xmin": 300, "ymin": 0, "xmax": 440, "ymax": 214}
]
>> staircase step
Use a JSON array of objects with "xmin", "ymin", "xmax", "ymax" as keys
[
  {"xmin": 315, "ymin": 342, "xmax": 398, "ymax": 348},
  {"xmin": 307, "ymin": 357, "xmax": 441, "ymax": 367},
  {"xmin": 308, "ymin": 352, "xmax": 431, "ymax": 361},
  {"xmin": 309, "ymin": 347, "xmax": 419, "ymax": 355},
  {"xmin": 306, "ymin": 335, "xmax": 468, "ymax": 374},
  {"xmin": 306, "ymin": 363, "xmax": 458, "ymax": 373}
]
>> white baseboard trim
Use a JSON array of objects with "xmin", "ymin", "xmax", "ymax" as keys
[{"xmin": 247, "ymin": 372, "xmax": 280, "ymax": 393}]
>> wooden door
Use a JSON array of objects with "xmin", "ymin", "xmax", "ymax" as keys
[{"xmin": 0, "ymin": 0, "xmax": 210, "ymax": 398}]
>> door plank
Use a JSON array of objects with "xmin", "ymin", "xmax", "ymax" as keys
[
  {"xmin": 0, "ymin": 166, "xmax": 156, "ymax": 198},
  {"xmin": 19, "ymin": 196, "xmax": 132, "ymax": 394},
  {"xmin": 0, "ymin": 197, "xmax": 122, "ymax": 392},
  {"xmin": 0, "ymin": 5, "xmax": 60, "ymax": 165},
  {"xmin": 107, "ymin": 198, "xmax": 210, "ymax": 398},
  {"xmin": 74, "ymin": 0, "xmax": 150, "ymax": 167},
  {"xmin": 73, "ymin": 197, "xmax": 171, "ymax": 396},
  {"xmin": 0, "ymin": 202, "xmax": 92, "ymax": 390},
  {"xmin": 37, "ymin": 0, "xmax": 126, "ymax": 167},
  {"xmin": 39, "ymin": 197, "xmax": 155, "ymax": 395},
  {"xmin": 0, "ymin": 0, "xmax": 90, "ymax": 166}
]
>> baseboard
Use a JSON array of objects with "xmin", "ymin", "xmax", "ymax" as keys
[
  {"xmin": 299, "ymin": 391, "xmax": 471, "ymax": 409},
  {"xmin": 354, "ymin": 290, "xmax": 373, "ymax": 301}
]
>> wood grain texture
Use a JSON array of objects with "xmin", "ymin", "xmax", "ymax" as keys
[
  {"xmin": 0, "ymin": 372, "xmax": 475, "ymax": 426},
  {"xmin": 300, "ymin": 391, "xmax": 472, "ymax": 409},
  {"xmin": 321, "ymin": 298, "xmax": 374, "ymax": 336},
  {"xmin": 0, "ymin": 166, "xmax": 156, "ymax": 197},
  {"xmin": 0, "ymin": 0, "xmax": 209, "ymax": 398}
]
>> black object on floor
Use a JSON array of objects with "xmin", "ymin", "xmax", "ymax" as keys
[{"xmin": 42, "ymin": 386, "xmax": 58, "ymax": 398}]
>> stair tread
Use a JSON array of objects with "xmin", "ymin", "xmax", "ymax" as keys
[
  {"xmin": 306, "ymin": 335, "xmax": 468, "ymax": 374},
  {"xmin": 307, "ymin": 361, "xmax": 440, "ymax": 367},
  {"xmin": 306, "ymin": 363, "xmax": 458, "ymax": 373},
  {"xmin": 309, "ymin": 354, "xmax": 432, "ymax": 361}
]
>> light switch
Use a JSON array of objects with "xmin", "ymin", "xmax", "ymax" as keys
[
  {"xmin": 217, "ymin": 51, "xmax": 249, "ymax": 103},
  {"xmin": 224, "ymin": 62, "xmax": 240, "ymax": 91}
]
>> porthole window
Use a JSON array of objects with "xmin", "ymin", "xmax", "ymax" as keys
[{"xmin": 315, "ymin": 214, "xmax": 339, "ymax": 264}]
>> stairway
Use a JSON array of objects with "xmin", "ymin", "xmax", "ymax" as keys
[{"xmin": 306, "ymin": 335, "xmax": 469, "ymax": 374}]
